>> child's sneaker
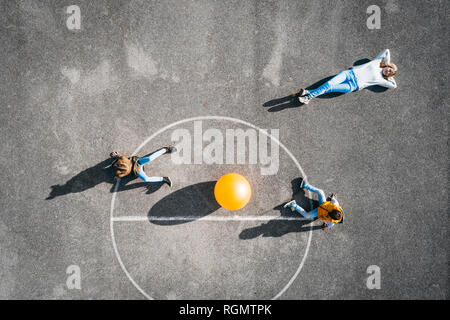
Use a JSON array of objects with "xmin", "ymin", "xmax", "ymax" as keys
[
  {"xmin": 283, "ymin": 200, "xmax": 297, "ymax": 211},
  {"xmin": 162, "ymin": 177, "xmax": 172, "ymax": 187},
  {"xmin": 165, "ymin": 146, "xmax": 177, "ymax": 154},
  {"xmin": 299, "ymin": 178, "xmax": 306, "ymax": 189}
]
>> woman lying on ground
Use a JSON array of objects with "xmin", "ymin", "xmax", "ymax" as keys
[{"xmin": 296, "ymin": 49, "xmax": 397, "ymax": 104}]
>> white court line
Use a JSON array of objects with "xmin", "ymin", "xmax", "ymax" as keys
[
  {"xmin": 110, "ymin": 116, "xmax": 313, "ymax": 300},
  {"xmin": 112, "ymin": 215, "xmax": 310, "ymax": 222}
]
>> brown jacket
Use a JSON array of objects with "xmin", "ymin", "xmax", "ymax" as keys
[{"xmin": 112, "ymin": 155, "xmax": 140, "ymax": 178}]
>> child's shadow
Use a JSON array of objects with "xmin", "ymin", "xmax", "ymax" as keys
[
  {"xmin": 46, "ymin": 157, "xmax": 164, "ymax": 200},
  {"xmin": 239, "ymin": 178, "xmax": 323, "ymax": 239},
  {"xmin": 263, "ymin": 58, "xmax": 388, "ymax": 112}
]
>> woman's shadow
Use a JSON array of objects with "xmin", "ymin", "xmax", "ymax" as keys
[
  {"xmin": 263, "ymin": 58, "xmax": 388, "ymax": 112},
  {"xmin": 239, "ymin": 178, "xmax": 323, "ymax": 239},
  {"xmin": 46, "ymin": 156, "xmax": 165, "ymax": 200}
]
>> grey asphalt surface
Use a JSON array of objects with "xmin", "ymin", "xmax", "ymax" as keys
[{"xmin": 0, "ymin": 0, "xmax": 448, "ymax": 299}]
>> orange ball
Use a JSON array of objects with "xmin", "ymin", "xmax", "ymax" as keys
[{"xmin": 214, "ymin": 173, "xmax": 251, "ymax": 210}]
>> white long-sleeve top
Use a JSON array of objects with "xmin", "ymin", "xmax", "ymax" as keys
[{"xmin": 351, "ymin": 49, "xmax": 397, "ymax": 90}]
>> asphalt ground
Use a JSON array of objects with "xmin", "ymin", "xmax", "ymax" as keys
[{"xmin": 0, "ymin": 0, "xmax": 448, "ymax": 299}]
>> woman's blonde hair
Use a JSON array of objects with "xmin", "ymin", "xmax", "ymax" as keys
[{"xmin": 380, "ymin": 61, "xmax": 398, "ymax": 78}]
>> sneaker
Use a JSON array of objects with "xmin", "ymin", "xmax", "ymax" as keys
[
  {"xmin": 298, "ymin": 89, "xmax": 310, "ymax": 96},
  {"xmin": 299, "ymin": 178, "xmax": 306, "ymax": 189},
  {"xmin": 283, "ymin": 200, "xmax": 297, "ymax": 211},
  {"xmin": 298, "ymin": 94, "xmax": 311, "ymax": 104},
  {"xmin": 165, "ymin": 146, "xmax": 177, "ymax": 154},
  {"xmin": 162, "ymin": 177, "xmax": 172, "ymax": 187},
  {"xmin": 110, "ymin": 151, "xmax": 119, "ymax": 158},
  {"xmin": 327, "ymin": 193, "xmax": 338, "ymax": 203},
  {"xmin": 293, "ymin": 88, "xmax": 309, "ymax": 97}
]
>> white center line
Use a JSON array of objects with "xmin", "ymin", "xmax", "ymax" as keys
[{"xmin": 112, "ymin": 215, "xmax": 310, "ymax": 222}]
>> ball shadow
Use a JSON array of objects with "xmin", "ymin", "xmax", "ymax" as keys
[{"xmin": 148, "ymin": 181, "xmax": 220, "ymax": 225}]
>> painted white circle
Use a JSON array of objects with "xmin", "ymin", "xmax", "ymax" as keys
[{"xmin": 110, "ymin": 116, "xmax": 313, "ymax": 300}]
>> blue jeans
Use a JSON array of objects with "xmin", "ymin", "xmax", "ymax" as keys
[
  {"xmin": 136, "ymin": 148, "xmax": 168, "ymax": 183},
  {"xmin": 307, "ymin": 69, "xmax": 358, "ymax": 99},
  {"xmin": 291, "ymin": 182, "xmax": 326, "ymax": 220}
]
